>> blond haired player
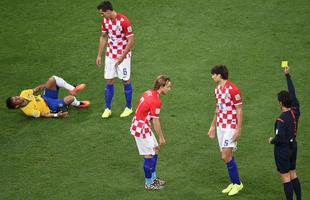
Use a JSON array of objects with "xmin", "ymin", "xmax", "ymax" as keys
[{"xmin": 130, "ymin": 75, "xmax": 171, "ymax": 190}]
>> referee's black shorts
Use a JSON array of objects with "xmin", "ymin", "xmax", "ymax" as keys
[{"xmin": 274, "ymin": 141, "xmax": 297, "ymax": 174}]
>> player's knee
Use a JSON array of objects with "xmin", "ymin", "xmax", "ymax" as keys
[
  {"xmin": 123, "ymin": 80, "xmax": 131, "ymax": 85},
  {"xmin": 290, "ymin": 170, "xmax": 297, "ymax": 179},
  {"xmin": 221, "ymin": 154, "xmax": 231, "ymax": 163},
  {"xmin": 46, "ymin": 76, "xmax": 56, "ymax": 87},
  {"xmin": 154, "ymin": 148, "xmax": 160, "ymax": 154},
  {"xmin": 64, "ymin": 95, "xmax": 74, "ymax": 104}
]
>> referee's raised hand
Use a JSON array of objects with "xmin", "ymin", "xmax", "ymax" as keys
[{"xmin": 284, "ymin": 66, "xmax": 289, "ymax": 75}]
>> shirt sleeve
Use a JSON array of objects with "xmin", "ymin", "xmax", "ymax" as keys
[
  {"xmin": 121, "ymin": 17, "xmax": 134, "ymax": 37},
  {"xmin": 22, "ymin": 108, "xmax": 41, "ymax": 118},
  {"xmin": 271, "ymin": 118, "xmax": 286, "ymax": 145},
  {"xmin": 150, "ymin": 101, "xmax": 161, "ymax": 118},
  {"xmin": 101, "ymin": 20, "xmax": 107, "ymax": 33},
  {"xmin": 20, "ymin": 89, "xmax": 34, "ymax": 100},
  {"xmin": 230, "ymin": 88, "xmax": 242, "ymax": 105},
  {"xmin": 286, "ymin": 74, "xmax": 300, "ymax": 117}
]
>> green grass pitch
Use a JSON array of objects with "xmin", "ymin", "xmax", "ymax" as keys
[{"xmin": 1, "ymin": 0, "xmax": 310, "ymax": 199}]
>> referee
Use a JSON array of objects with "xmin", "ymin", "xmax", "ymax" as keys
[{"xmin": 268, "ymin": 66, "xmax": 302, "ymax": 200}]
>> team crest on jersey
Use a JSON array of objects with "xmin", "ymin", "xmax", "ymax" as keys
[
  {"xmin": 235, "ymin": 94, "xmax": 241, "ymax": 100},
  {"xmin": 127, "ymin": 26, "xmax": 132, "ymax": 32},
  {"xmin": 155, "ymin": 108, "xmax": 160, "ymax": 114},
  {"xmin": 146, "ymin": 90, "xmax": 152, "ymax": 96},
  {"xmin": 276, "ymin": 129, "xmax": 278, "ymax": 135},
  {"xmin": 28, "ymin": 94, "xmax": 33, "ymax": 98}
]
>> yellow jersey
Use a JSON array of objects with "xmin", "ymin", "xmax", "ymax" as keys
[{"xmin": 19, "ymin": 89, "xmax": 50, "ymax": 118}]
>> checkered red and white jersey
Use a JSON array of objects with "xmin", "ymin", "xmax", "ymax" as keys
[
  {"xmin": 215, "ymin": 80, "xmax": 242, "ymax": 129},
  {"xmin": 101, "ymin": 13, "xmax": 134, "ymax": 59},
  {"xmin": 130, "ymin": 90, "xmax": 162, "ymax": 138}
]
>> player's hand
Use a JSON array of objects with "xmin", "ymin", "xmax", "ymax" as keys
[
  {"xmin": 159, "ymin": 136, "xmax": 166, "ymax": 146},
  {"xmin": 232, "ymin": 129, "xmax": 241, "ymax": 142},
  {"xmin": 115, "ymin": 55, "xmax": 125, "ymax": 68},
  {"xmin": 58, "ymin": 111, "xmax": 68, "ymax": 118},
  {"xmin": 284, "ymin": 66, "xmax": 289, "ymax": 75},
  {"xmin": 96, "ymin": 56, "xmax": 102, "ymax": 66},
  {"xmin": 208, "ymin": 127, "xmax": 215, "ymax": 139},
  {"xmin": 268, "ymin": 137, "xmax": 273, "ymax": 144}
]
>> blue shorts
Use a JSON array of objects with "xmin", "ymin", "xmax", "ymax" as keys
[{"xmin": 43, "ymin": 87, "xmax": 66, "ymax": 113}]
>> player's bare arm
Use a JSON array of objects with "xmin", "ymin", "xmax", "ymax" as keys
[
  {"xmin": 152, "ymin": 118, "xmax": 166, "ymax": 146},
  {"xmin": 232, "ymin": 104, "xmax": 243, "ymax": 142},
  {"xmin": 115, "ymin": 35, "xmax": 134, "ymax": 67},
  {"xmin": 40, "ymin": 111, "xmax": 68, "ymax": 118},
  {"xmin": 208, "ymin": 108, "xmax": 218, "ymax": 138},
  {"xmin": 33, "ymin": 84, "xmax": 46, "ymax": 93},
  {"xmin": 96, "ymin": 32, "xmax": 108, "ymax": 66}
]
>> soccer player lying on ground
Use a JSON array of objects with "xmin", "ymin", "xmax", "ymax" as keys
[
  {"xmin": 208, "ymin": 65, "xmax": 243, "ymax": 196},
  {"xmin": 130, "ymin": 75, "xmax": 171, "ymax": 190},
  {"xmin": 6, "ymin": 75, "xmax": 90, "ymax": 118},
  {"xmin": 268, "ymin": 66, "xmax": 302, "ymax": 200}
]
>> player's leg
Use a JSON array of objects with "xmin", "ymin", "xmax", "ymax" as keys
[
  {"xmin": 134, "ymin": 136, "xmax": 163, "ymax": 190},
  {"xmin": 280, "ymin": 172, "xmax": 294, "ymax": 200},
  {"xmin": 118, "ymin": 57, "xmax": 133, "ymax": 117},
  {"xmin": 290, "ymin": 170, "xmax": 301, "ymax": 200},
  {"xmin": 50, "ymin": 76, "xmax": 85, "ymax": 95},
  {"xmin": 289, "ymin": 143, "xmax": 301, "ymax": 200},
  {"xmin": 144, "ymin": 154, "xmax": 154, "ymax": 188},
  {"xmin": 151, "ymin": 135, "xmax": 165, "ymax": 186},
  {"xmin": 63, "ymin": 95, "xmax": 90, "ymax": 108},
  {"xmin": 102, "ymin": 56, "xmax": 116, "ymax": 118},
  {"xmin": 217, "ymin": 127, "xmax": 234, "ymax": 193},
  {"xmin": 275, "ymin": 147, "xmax": 294, "ymax": 200},
  {"xmin": 221, "ymin": 128, "xmax": 242, "ymax": 196}
]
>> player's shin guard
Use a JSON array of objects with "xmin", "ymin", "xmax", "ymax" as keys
[
  {"xmin": 152, "ymin": 154, "xmax": 158, "ymax": 180},
  {"xmin": 144, "ymin": 158, "xmax": 153, "ymax": 185},
  {"xmin": 291, "ymin": 178, "xmax": 301, "ymax": 200},
  {"xmin": 226, "ymin": 157, "xmax": 241, "ymax": 184},
  {"xmin": 123, "ymin": 82, "xmax": 132, "ymax": 108},
  {"xmin": 283, "ymin": 182, "xmax": 294, "ymax": 200},
  {"xmin": 52, "ymin": 76, "xmax": 74, "ymax": 91},
  {"xmin": 105, "ymin": 84, "xmax": 114, "ymax": 109}
]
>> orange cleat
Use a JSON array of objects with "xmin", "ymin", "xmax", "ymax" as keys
[
  {"xmin": 78, "ymin": 101, "xmax": 90, "ymax": 108},
  {"xmin": 69, "ymin": 83, "xmax": 86, "ymax": 95}
]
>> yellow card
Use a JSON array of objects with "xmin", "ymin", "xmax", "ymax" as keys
[{"xmin": 281, "ymin": 61, "xmax": 288, "ymax": 68}]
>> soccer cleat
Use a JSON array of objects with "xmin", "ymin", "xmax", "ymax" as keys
[
  {"xmin": 228, "ymin": 183, "xmax": 243, "ymax": 196},
  {"xmin": 78, "ymin": 101, "xmax": 90, "ymax": 108},
  {"xmin": 145, "ymin": 182, "xmax": 164, "ymax": 190},
  {"xmin": 102, "ymin": 108, "xmax": 112, "ymax": 118},
  {"xmin": 222, "ymin": 183, "xmax": 234, "ymax": 194},
  {"xmin": 154, "ymin": 177, "xmax": 166, "ymax": 186},
  {"xmin": 120, "ymin": 107, "xmax": 133, "ymax": 118},
  {"xmin": 69, "ymin": 83, "xmax": 86, "ymax": 95}
]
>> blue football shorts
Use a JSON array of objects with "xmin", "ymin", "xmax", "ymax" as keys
[{"xmin": 42, "ymin": 87, "xmax": 66, "ymax": 113}]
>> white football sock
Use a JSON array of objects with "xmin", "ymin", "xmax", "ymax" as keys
[
  {"xmin": 52, "ymin": 75, "xmax": 75, "ymax": 91},
  {"xmin": 70, "ymin": 97, "xmax": 80, "ymax": 107}
]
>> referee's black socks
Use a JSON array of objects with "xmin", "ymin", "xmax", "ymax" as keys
[
  {"xmin": 283, "ymin": 182, "xmax": 293, "ymax": 200},
  {"xmin": 291, "ymin": 177, "xmax": 302, "ymax": 200}
]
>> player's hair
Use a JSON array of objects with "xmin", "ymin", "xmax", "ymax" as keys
[
  {"xmin": 154, "ymin": 75, "xmax": 171, "ymax": 90},
  {"xmin": 211, "ymin": 64, "xmax": 229, "ymax": 80},
  {"xmin": 97, "ymin": 1, "xmax": 113, "ymax": 11},
  {"xmin": 6, "ymin": 97, "xmax": 16, "ymax": 109},
  {"xmin": 277, "ymin": 90, "xmax": 292, "ymax": 108}
]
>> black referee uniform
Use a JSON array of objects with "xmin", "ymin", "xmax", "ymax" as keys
[
  {"xmin": 271, "ymin": 74, "xmax": 300, "ymax": 172},
  {"xmin": 271, "ymin": 73, "xmax": 301, "ymax": 200}
]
